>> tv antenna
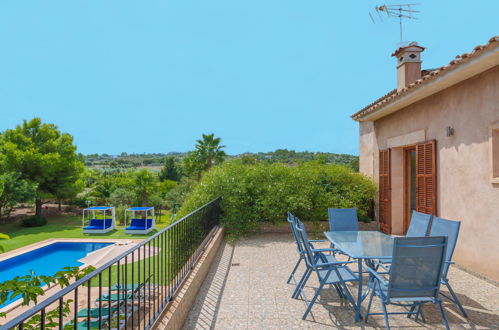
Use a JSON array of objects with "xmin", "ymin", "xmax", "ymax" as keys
[{"xmin": 369, "ymin": 3, "xmax": 420, "ymax": 43}]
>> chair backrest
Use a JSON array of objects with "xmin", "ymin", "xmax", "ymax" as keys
[
  {"xmin": 429, "ymin": 216, "xmax": 461, "ymax": 277},
  {"xmin": 130, "ymin": 218, "xmax": 152, "ymax": 229},
  {"xmin": 89, "ymin": 219, "xmax": 112, "ymax": 228},
  {"xmin": 405, "ymin": 211, "xmax": 432, "ymax": 237},
  {"xmin": 89, "ymin": 219, "xmax": 100, "ymax": 227},
  {"xmin": 294, "ymin": 218, "xmax": 316, "ymax": 268},
  {"xmin": 387, "ymin": 236, "xmax": 447, "ymax": 300},
  {"xmin": 328, "ymin": 208, "xmax": 359, "ymax": 231},
  {"xmin": 287, "ymin": 212, "xmax": 303, "ymax": 253}
]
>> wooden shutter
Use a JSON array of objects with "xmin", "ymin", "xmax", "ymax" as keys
[
  {"xmin": 416, "ymin": 140, "xmax": 437, "ymax": 215},
  {"xmin": 379, "ymin": 149, "xmax": 391, "ymax": 234}
]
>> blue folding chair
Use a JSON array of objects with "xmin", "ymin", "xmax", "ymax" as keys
[
  {"xmin": 429, "ymin": 216, "xmax": 467, "ymax": 317},
  {"xmin": 375, "ymin": 210, "xmax": 433, "ymax": 269},
  {"xmin": 364, "ymin": 236, "xmax": 450, "ymax": 330},
  {"xmin": 286, "ymin": 213, "xmax": 339, "ymax": 286},
  {"xmin": 328, "ymin": 208, "xmax": 359, "ymax": 259},
  {"xmin": 328, "ymin": 208, "xmax": 359, "ymax": 231},
  {"xmin": 406, "ymin": 210, "xmax": 432, "ymax": 237},
  {"xmin": 293, "ymin": 218, "xmax": 358, "ymax": 320}
]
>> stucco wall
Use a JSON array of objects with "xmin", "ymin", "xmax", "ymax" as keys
[
  {"xmin": 359, "ymin": 121, "xmax": 377, "ymax": 178},
  {"xmin": 358, "ymin": 66, "xmax": 499, "ymax": 281}
]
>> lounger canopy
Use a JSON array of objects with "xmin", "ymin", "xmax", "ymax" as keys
[
  {"xmin": 83, "ymin": 206, "xmax": 116, "ymax": 234},
  {"xmin": 125, "ymin": 206, "xmax": 156, "ymax": 234}
]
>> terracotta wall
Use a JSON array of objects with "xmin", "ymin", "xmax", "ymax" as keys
[{"xmin": 358, "ymin": 66, "xmax": 499, "ymax": 281}]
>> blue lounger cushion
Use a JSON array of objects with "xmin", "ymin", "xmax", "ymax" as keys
[
  {"xmin": 84, "ymin": 218, "xmax": 113, "ymax": 230},
  {"xmin": 126, "ymin": 218, "xmax": 153, "ymax": 231}
]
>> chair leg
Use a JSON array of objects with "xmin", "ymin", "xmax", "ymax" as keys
[
  {"xmin": 445, "ymin": 281, "xmax": 468, "ymax": 318},
  {"xmin": 338, "ymin": 281, "xmax": 356, "ymax": 308},
  {"xmin": 287, "ymin": 256, "xmax": 302, "ymax": 284},
  {"xmin": 419, "ymin": 304, "xmax": 427, "ymax": 323},
  {"xmin": 291, "ymin": 268, "xmax": 311, "ymax": 299},
  {"xmin": 437, "ymin": 300, "xmax": 450, "ymax": 330},
  {"xmin": 407, "ymin": 304, "xmax": 416, "ymax": 318},
  {"xmin": 293, "ymin": 268, "xmax": 312, "ymax": 299},
  {"xmin": 380, "ymin": 300, "xmax": 390, "ymax": 330},
  {"xmin": 302, "ymin": 278, "xmax": 326, "ymax": 320},
  {"xmin": 414, "ymin": 303, "xmax": 421, "ymax": 322},
  {"xmin": 364, "ymin": 288, "xmax": 375, "ymax": 323},
  {"xmin": 333, "ymin": 284, "xmax": 344, "ymax": 299}
]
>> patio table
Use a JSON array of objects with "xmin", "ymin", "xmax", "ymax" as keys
[{"xmin": 323, "ymin": 230, "xmax": 394, "ymax": 322}]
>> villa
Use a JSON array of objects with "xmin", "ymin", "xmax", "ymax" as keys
[
  {"xmin": 352, "ymin": 36, "xmax": 499, "ymax": 281},
  {"xmin": 2, "ymin": 38, "xmax": 499, "ymax": 330}
]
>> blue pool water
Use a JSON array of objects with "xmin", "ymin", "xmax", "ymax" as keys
[{"xmin": 0, "ymin": 242, "xmax": 112, "ymax": 308}]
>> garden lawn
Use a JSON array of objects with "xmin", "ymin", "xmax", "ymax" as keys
[{"xmin": 0, "ymin": 212, "xmax": 172, "ymax": 253}]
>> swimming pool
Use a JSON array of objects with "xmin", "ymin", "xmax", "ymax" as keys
[{"xmin": 0, "ymin": 242, "xmax": 113, "ymax": 308}]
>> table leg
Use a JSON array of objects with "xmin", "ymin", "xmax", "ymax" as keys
[{"xmin": 356, "ymin": 258, "xmax": 363, "ymax": 322}]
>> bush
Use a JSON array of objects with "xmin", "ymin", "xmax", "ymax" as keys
[
  {"xmin": 178, "ymin": 162, "xmax": 376, "ymax": 239},
  {"xmin": 67, "ymin": 193, "xmax": 94, "ymax": 208},
  {"xmin": 165, "ymin": 178, "xmax": 197, "ymax": 212},
  {"xmin": 21, "ymin": 216, "xmax": 48, "ymax": 227}
]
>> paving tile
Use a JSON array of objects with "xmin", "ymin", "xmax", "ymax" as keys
[{"xmin": 181, "ymin": 234, "xmax": 499, "ymax": 330}]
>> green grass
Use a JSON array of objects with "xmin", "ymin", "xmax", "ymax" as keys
[
  {"xmin": 90, "ymin": 226, "xmax": 203, "ymax": 287},
  {"xmin": 89, "ymin": 239, "xmax": 166, "ymax": 287},
  {"xmin": 0, "ymin": 207, "xmax": 215, "ymax": 313},
  {"xmin": 0, "ymin": 211, "xmax": 173, "ymax": 253}
]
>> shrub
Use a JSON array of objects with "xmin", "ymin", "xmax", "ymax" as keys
[
  {"xmin": 178, "ymin": 162, "xmax": 376, "ymax": 239},
  {"xmin": 165, "ymin": 178, "xmax": 197, "ymax": 212},
  {"xmin": 21, "ymin": 216, "xmax": 48, "ymax": 227},
  {"xmin": 67, "ymin": 192, "xmax": 94, "ymax": 208}
]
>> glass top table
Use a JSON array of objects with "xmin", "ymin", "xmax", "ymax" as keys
[
  {"xmin": 323, "ymin": 230, "xmax": 394, "ymax": 322},
  {"xmin": 323, "ymin": 230, "xmax": 394, "ymax": 259}
]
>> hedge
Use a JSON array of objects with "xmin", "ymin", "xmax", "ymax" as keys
[{"xmin": 178, "ymin": 162, "xmax": 376, "ymax": 239}]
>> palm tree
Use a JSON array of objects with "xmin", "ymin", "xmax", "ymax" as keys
[
  {"xmin": 133, "ymin": 169, "xmax": 157, "ymax": 206},
  {"xmin": 195, "ymin": 134, "xmax": 226, "ymax": 170}
]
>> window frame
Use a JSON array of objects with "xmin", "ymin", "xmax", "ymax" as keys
[{"xmin": 490, "ymin": 122, "xmax": 499, "ymax": 184}]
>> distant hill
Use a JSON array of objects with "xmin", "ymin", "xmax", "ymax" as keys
[{"xmin": 84, "ymin": 149, "xmax": 359, "ymax": 171}]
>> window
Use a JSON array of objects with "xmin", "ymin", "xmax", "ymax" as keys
[{"xmin": 491, "ymin": 124, "xmax": 499, "ymax": 183}]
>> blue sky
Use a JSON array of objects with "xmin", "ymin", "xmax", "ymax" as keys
[{"xmin": 0, "ymin": 1, "xmax": 497, "ymax": 155}]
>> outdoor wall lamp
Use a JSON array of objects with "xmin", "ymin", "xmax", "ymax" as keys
[{"xmin": 446, "ymin": 126, "xmax": 454, "ymax": 137}]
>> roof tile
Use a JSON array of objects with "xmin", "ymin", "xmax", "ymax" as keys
[{"xmin": 352, "ymin": 36, "xmax": 499, "ymax": 121}]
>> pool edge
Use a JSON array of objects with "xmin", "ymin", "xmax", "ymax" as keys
[{"xmin": 0, "ymin": 238, "xmax": 137, "ymax": 315}]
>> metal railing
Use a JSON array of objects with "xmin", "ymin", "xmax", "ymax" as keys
[{"xmin": 2, "ymin": 198, "xmax": 221, "ymax": 330}]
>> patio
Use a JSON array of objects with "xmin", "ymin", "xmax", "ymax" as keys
[{"xmin": 184, "ymin": 233, "xmax": 499, "ymax": 329}]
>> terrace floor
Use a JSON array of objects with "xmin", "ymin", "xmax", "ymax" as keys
[{"xmin": 183, "ymin": 233, "xmax": 499, "ymax": 329}]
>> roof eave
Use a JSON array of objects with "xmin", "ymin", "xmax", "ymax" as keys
[{"xmin": 355, "ymin": 47, "xmax": 499, "ymax": 122}]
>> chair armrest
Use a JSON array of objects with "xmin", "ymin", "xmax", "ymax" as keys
[
  {"xmin": 311, "ymin": 248, "xmax": 341, "ymax": 253},
  {"xmin": 445, "ymin": 261, "xmax": 455, "ymax": 265},
  {"xmin": 363, "ymin": 264, "xmax": 388, "ymax": 286},
  {"xmin": 309, "ymin": 239, "xmax": 325, "ymax": 243},
  {"xmin": 316, "ymin": 260, "xmax": 355, "ymax": 268}
]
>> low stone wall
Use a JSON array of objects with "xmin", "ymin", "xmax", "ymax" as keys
[
  {"xmin": 152, "ymin": 226, "xmax": 225, "ymax": 330},
  {"xmin": 260, "ymin": 220, "xmax": 379, "ymax": 233}
]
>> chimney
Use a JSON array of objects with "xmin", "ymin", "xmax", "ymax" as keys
[{"xmin": 392, "ymin": 42, "xmax": 425, "ymax": 92}]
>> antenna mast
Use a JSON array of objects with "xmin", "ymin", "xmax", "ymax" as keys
[{"xmin": 370, "ymin": 3, "xmax": 420, "ymax": 43}]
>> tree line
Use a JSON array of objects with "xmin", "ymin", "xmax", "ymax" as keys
[
  {"xmin": 0, "ymin": 118, "xmax": 359, "ymax": 223},
  {"xmin": 0, "ymin": 119, "xmax": 226, "ymax": 222},
  {"xmin": 84, "ymin": 149, "xmax": 358, "ymax": 170}
]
